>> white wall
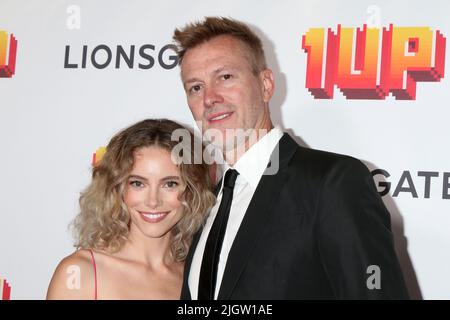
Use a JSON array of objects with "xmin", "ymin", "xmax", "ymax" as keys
[{"xmin": 0, "ymin": 0, "xmax": 448, "ymax": 299}]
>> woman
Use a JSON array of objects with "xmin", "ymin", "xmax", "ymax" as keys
[{"xmin": 47, "ymin": 119, "xmax": 215, "ymax": 299}]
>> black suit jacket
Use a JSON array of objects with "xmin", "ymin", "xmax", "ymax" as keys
[{"xmin": 181, "ymin": 133, "xmax": 409, "ymax": 299}]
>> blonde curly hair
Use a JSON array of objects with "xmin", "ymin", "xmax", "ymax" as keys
[{"xmin": 71, "ymin": 119, "xmax": 215, "ymax": 261}]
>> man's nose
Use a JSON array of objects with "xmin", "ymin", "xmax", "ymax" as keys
[{"xmin": 203, "ymin": 85, "xmax": 224, "ymax": 108}]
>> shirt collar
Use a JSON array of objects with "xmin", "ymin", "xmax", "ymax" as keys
[{"xmin": 227, "ymin": 126, "xmax": 284, "ymax": 189}]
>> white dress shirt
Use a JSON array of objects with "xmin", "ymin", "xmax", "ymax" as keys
[{"xmin": 188, "ymin": 126, "xmax": 284, "ymax": 299}]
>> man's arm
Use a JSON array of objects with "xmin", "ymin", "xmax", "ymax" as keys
[{"xmin": 316, "ymin": 157, "xmax": 409, "ymax": 299}]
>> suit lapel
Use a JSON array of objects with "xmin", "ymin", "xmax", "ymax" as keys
[{"xmin": 217, "ymin": 133, "xmax": 298, "ymax": 299}]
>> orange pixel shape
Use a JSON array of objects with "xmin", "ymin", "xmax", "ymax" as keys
[
  {"xmin": 0, "ymin": 31, "xmax": 18, "ymax": 78},
  {"xmin": 302, "ymin": 24, "xmax": 446, "ymax": 100}
]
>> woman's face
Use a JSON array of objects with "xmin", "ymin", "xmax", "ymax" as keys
[{"xmin": 124, "ymin": 146, "xmax": 185, "ymax": 239}]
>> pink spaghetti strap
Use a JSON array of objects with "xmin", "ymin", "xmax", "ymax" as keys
[{"xmin": 87, "ymin": 249, "xmax": 98, "ymax": 300}]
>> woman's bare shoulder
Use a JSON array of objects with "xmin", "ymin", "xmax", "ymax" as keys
[{"xmin": 46, "ymin": 249, "xmax": 95, "ymax": 300}]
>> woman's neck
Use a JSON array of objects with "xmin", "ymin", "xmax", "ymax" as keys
[{"xmin": 116, "ymin": 224, "xmax": 177, "ymax": 270}]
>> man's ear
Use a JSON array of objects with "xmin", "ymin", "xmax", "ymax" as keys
[{"xmin": 260, "ymin": 69, "xmax": 275, "ymax": 103}]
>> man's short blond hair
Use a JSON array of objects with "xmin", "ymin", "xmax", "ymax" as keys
[{"xmin": 173, "ymin": 16, "xmax": 267, "ymax": 74}]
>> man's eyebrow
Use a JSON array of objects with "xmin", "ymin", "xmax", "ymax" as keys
[
  {"xmin": 183, "ymin": 66, "xmax": 238, "ymax": 86},
  {"xmin": 183, "ymin": 77, "xmax": 203, "ymax": 86},
  {"xmin": 212, "ymin": 66, "xmax": 238, "ymax": 75}
]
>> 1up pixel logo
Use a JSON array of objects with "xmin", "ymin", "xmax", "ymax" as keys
[
  {"xmin": 0, "ymin": 30, "xmax": 18, "ymax": 78},
  {"xmin": 1, "ymin": 276, "xmax": 11, "ymax": 300},
  {"xmin": 302, "ymin": 25, "xmax": 446, "ymax": 100}
]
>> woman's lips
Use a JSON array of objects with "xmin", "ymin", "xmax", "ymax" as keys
[{"xmin": 139, "ymin": 211, "xmax": 170, "ymax": 223}]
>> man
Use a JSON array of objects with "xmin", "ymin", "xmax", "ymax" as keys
[{"xmin": 173, "ymin": 16, "xmax": 409, "ymax": 299}]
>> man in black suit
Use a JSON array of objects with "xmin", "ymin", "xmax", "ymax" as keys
[{"xmin": 173, "ymin": 16, "xmax": 409, "ymax": 299}]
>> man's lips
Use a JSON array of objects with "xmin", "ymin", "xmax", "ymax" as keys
[
  {"xmin": 139, "ymin": 211, "xmax": 170, "ymax": 223},
  {"xmin": 207, "ymin": 111, "xmax": 233, "ymax": 123}
]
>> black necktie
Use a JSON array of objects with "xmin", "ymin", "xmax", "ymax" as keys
[{"xmin": 198, "ymin": 169, "xmax": 239, "ymax": 300}]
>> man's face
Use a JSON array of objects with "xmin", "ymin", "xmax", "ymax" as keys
[{"xmin": 180, "ymin": 35, "xmax": 274, "ymax": 152}]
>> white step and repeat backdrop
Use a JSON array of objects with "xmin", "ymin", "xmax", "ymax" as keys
[{"xmin": 0, "ymin": 0, "xmax": 449, "ymax": 299}]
